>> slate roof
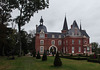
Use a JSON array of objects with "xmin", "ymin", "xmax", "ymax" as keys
[
  {"xmin": 37, "ymin": 25, "xmax": 47, "ymax": 33},
  {"xmin": 80, "ymin": 30, "xmax": 90, "ymax": 38},
  {"xmin": 62, "ymin": 16, "xmax": 68, "ymax": 30},
  {"xmin": 47, "ymin": 32, "xmax": 64, "ymax": 38}
]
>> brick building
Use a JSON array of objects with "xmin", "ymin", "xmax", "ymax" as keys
[{"xmin": 35, "ymin": 16, "xmax": 92, "ymax": 54}]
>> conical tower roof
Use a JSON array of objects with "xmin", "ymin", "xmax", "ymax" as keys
[{"xmin": 62, "ymin": 16, "xmax": 68, "ymax": 31}]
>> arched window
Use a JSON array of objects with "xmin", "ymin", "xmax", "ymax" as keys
[
  {"xmin": 51, "ymin": 40, "xmax": 55, "ymax": 45},
  {"xmin": 40, "ymin": 46, "xmax": 44, "ymax": 53},
  {"xmin": 40, "ymin": 40, "xmax": 44, "ymax": 45},
  {"xmin": 58, "ymin": 40, "xmax": 62, "ymax": 45}
]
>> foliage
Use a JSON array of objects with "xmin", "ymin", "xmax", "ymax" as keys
[
  {"xmin": 91, "ymin": 42, "xmax": 98, "ymax": 53},
  {"xmin": 36, "ymin": 51, "xmax": 41, "ymax": 59},
  {"xmin": 54, "ymin": 52, "xmax": 62, "ymax": 67},
  {"xmin": 42, "ymin": 50, "xmax": 47, "ymax": 61}
]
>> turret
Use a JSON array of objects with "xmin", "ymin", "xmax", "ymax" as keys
[{"xmin": 62, "ymin": 16, "xmax": 68, "ymax": 33}]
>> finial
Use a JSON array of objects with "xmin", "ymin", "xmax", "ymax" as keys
[
  {"xmin": 80, "ymin": 19, "xmax": 82, "ymax": 30},
  {"xmin": 40, "ymin": 16, "xmax": 43, "ymax": 25}
]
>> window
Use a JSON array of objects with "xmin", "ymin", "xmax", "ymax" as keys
[
  {"xmin": 40, "ymin": 33, "xmax": 45, "ymax": 38},
  {"xmin": 72, "ymin": 40, "xmax": 74, "ymax": 44},
  {"xmin": 59, "ymin": 35, "xmax": 61, "ymax": 38},
  {"xmin": 40, "ymin": 40, "xmax": 44, "ymax": 45},
  {"xmin": 58, "ymin": 40, "xmax": 62, "ymax": 45},
  {"xmin": 51, "ymin": 40, "xmax": 55, "ymax": 45},
  {"xmin": 79, "ymin": 40, "xmax": 81, "ymax": 44},
  {"xmin": 72, "ymin": 47, "xmax": 74, "ymax": 53},
  {"xmin": 79, "ymin": 47, "xmax": 81, "ymax": 52},
  {"xmin": 40, "ymin": 46, "xmax": 44, "ymax": 52},
  {"xmin": 52, "ymin": 35, "xmax": 55, "ymax": 38},
  {"xmin": 87, "ymin": 47, "xmax": 90, "ymax": 52},
  {"xmin": 87, "ymin": 47, "xmax": 90, "ymax": 50}
]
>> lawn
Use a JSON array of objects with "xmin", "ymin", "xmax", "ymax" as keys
[{"xmin": 0, "ymin": 56, "xmax": 100, "ymax": 70}]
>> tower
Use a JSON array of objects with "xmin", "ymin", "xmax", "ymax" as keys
[{"xmin": 62, "ymin": 16, "xmax": 68, "ymax": 33}]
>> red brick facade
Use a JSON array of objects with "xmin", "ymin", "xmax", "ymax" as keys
[{"xmin": 35, "ymin": 17, "xmax": 92, "ymax": 54}]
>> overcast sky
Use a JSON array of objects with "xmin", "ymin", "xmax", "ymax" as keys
[{"xmin": 12, "ymin": 0, "xmax": 100, "ymax": 44}]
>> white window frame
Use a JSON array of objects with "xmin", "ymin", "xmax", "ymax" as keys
[
  {"xmin": 72, "ymin": 47, "xmax": 74, "ymax": 53},
  {"xmin": 40, "ymin": 46, "xmax": 44, "ymax": 53},
  {"xmin": 51, "ymin": 40, "xmax": 55, "ymax": 45},
  {"xmin": 40, "ymin": 40, "xmax": 44, "ymax": 45},
  {"xmin": 58, "ymin": 40, "xmax": 62, "ymax": 45},
  {"xmin": 79, "ymin": 40, "xmax": 81, "ymax": 44},
  {"xmin": 59, "ymin": 35, "xmax": 61, "ymax": 38},
  {"xmin": 72, "ymin": 40, "xmax": 74, "ymax": 44},
  {"xmin": 52, "ymin": 35, "xmax": 55, "ymax": 38},
  {"xmin": 79, "ymin": 47, "xmax": 81, "ymax": 52},
  {"xmin": 40, "ymin": 33, "xmax": 45, "ymax": 38}
]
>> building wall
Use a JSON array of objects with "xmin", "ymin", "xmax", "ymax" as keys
[{"xmin": 35, "ymin": 34, "xmax": 91, "ymax": 54}]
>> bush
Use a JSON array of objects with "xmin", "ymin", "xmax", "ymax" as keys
[
  {"xmin": 36, "ymin": 51, "xmax": 41, "ymax": 59},
  {"xmin": 42, "ymin": 50, "xmax": 47, "ymax": 61},
  {"xmin": 54, "ymin": 52, "xmax": 62, "ymax": 67}
]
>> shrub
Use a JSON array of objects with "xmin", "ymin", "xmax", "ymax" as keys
[
  {"xmin": 42, "ymin": 50, "xmax": 47, "ymax": 61},
  {"xmin": 54, "ymin": 52, "xmax": 62, "ymax": 67},
  {"xmin": 36, "ymin": 51, "xmax": 41, "ymax": 59}
]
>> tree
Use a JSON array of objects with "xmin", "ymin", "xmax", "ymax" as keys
[
  {"xmin": 0, "ymin": 24, "xmax": 7, "ymax": 56},
  {"xmin": 54, "ymin": 52, "xmax": 62, "ymax": 67},
  {"xmin": 12, "ymin": 0, "xmax": 49, "ymax": 56},
  {"xmin": 91, "ymin": 42, "xmax": 98, "ymax": 54},
  {"xmin": 42, "ymin": 50, "xmax": 47, "ymax": 61}
]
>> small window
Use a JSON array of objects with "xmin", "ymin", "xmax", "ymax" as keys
[
  {"xmin": 87, "ymin": 47, "xmax": 90, "ymax": 51},
  {"xmin": 58, "ymin": 40, "xmax": 62, "ymax": 45},
  {"xmin": 79, "ymin": 40, "xmax": 81, "ymax": 44},
  {"xmin": 72, "ymin": 40, "xmax": 74, "ymax": 44},
  {"xmin": 59, "ymin": 35, "xmax": 61, "ymax": 38},
  {"xmin": 52, "ymin": 35, "xmax": 55, "ymax": 38},
  {"xmin": 40, "ymin": 34, "xmax": 45, "ymax": 38},
  {"xmin": 51, "ymin": 40, "xmax": 55, "ymax": 45},
  {"xmin": 79, "ymin": 47, "xmax": 81, "ymax": 52},
  {"xmin": 40, "ymin": 40, "xmax": 44, "ymax": 45},
  {"xmin": 40, "ymin": 46, "xmax": 44, "ymax": 52}
]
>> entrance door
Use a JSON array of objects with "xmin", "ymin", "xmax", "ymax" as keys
[
  {"xmin": 50, "ymin": 46, "xmax": 56, "ymax": 54},
  {"xmin": 72, "ymin": 47, "xmax": 74, "ymax": 53}
]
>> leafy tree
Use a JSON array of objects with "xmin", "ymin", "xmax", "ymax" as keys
[
  {"xmin": 36, "ymin": 51, "xmax": 41, "ymax": 59},
  {"xmin": 91, "ymin": 42, "xmax": 98, "ymax": 54},
  {"xmin": 42, "ymin": 50, "xmax": 47, "ymax": 61},
  {"xmin": 12, "ymin": 0, "xmax": 49, "ymax": 56},
  {"xmin": 54, "ymin": 52, "xmax": 62, "ymax": 67}
]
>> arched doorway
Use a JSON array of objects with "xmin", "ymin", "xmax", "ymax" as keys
[{"xmin": 49, "ymin": 46, "xmax": 57, "ymax": 54}]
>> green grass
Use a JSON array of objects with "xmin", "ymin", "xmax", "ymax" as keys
[{"xmin": 0, "ymin": 56, "xmax": 100, "ymax": 70}]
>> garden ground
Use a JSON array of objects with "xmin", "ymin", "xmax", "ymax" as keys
[{"xmin": 0, "ymin": 56, "xmax": 100, "ymax": 70}]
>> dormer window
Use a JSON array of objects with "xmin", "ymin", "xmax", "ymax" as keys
[
  {"xmin": 40, "ymin": 33, "xmax": 45, "ymax": 38},
  {"xmin": 52, "ymin": 35, "xmax": 55, "ymax": 38},
  {"xmin": 59, "ymin": 35, "xmax": 61, "ymax": 38}
]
